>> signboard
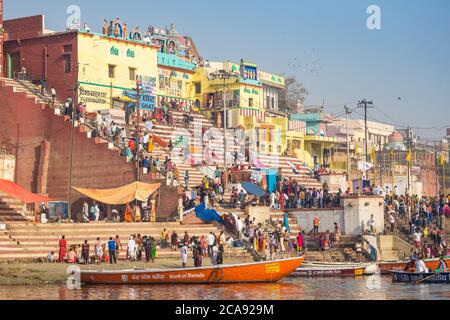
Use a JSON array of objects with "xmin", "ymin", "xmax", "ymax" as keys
[{"xmin": 123, "ymin": 76, "xmax": 157, "ymax": 111}]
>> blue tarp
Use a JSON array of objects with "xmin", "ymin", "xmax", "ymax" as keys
[
  {"xmin": 242, "ymin": 181, "xmax": 266, "ymax": 197},
  {"xmin": 195, "ymin": 203, "xmax": 224, "ymax": 224}
]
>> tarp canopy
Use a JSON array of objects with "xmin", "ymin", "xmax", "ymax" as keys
[
  {"xmin": 241, "ymin": 181, "xmax": 266, "ymax": 197},
  {"xmin": 195, "ymin": 203, "xmax": 224, "ymax": 224},
  {"xmin": 0, "ymin": 179, "xmax": 52, "ymax": 204},
  {"xmin": 73, "ymin": 182, "xmax": 161, "ymax": 205}
]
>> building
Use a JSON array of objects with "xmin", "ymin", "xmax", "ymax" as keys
[
  {"xmin": 4, "ymin": 15, "xmax": 159, "ymax": 113},
  {"xmin": 289, "ymin": 107, "xmax": 338, "ymax": 168},
  {"xmin": 327, "ymin": 118, "xmax": 395, "ymax": 166}
]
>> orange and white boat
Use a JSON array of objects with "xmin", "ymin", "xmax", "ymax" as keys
[{"xmin": 79, "ymin": 256, "xmax": 304, "ymax": 285}]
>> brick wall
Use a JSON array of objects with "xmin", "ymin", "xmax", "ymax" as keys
[
  {"xmin": 4, "ymin": 15, "xmax": 44, "ymax": 40},
  {"xmin": 0, "ymin": 85, "xmax": 178, "ymax": 219}
]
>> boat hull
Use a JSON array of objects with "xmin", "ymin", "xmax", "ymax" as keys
[
  {"xmin": 379, "ymin": 257, "xmax": 450, "ymax": 275},
  {"xmin": 301, "ymin": 262, "xmax": 378, "ymax": 275},
  {"xmin": 291, "ymin": 266, "xmax": 365, "ymax": 277},
  {"xmin": 79, "ymin": 256, "xmax": 304, "ymax": 285},
  {"xmin": 392, "ymin": 271, "xmax": 450, "ymax": 284}
]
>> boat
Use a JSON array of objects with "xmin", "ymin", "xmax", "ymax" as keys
[
  {"xmin": 300, "ymin": 261, "xmax": 378, "ymax": 275},
  {"xmin": 291, "ymin": 264, "xmax": 366, "ymax": 277},
  {"xmin": 379, "ymin": 257, "xmax": 450, "ymax": 275},
  {"xmin": 391, "ymin": 271, "xmax": 450, "ymax": 284},
  {"xmin": 79, "ymin": 256, "xmax": 304, "ymax": 285}
]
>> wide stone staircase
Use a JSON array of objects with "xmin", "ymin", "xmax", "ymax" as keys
[
  {"xmin": 0, "ymin": 221, "xmax": 252, "ymax": 262},
  {"xmin": 0, "ymin": 193, "xmax": 31, "ymax": 222}
]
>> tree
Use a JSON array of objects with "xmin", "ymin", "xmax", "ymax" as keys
[{"xmin": 281, "ymin": 76, "xmax": 308, "ymax": 114}]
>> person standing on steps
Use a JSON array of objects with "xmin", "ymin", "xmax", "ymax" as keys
[
  {"xmin": 313, "ymin": 216, "xmax": 320, "ymax": 238},
  {"xmin": 181, "ymin": 242, "xmax": 188, "ymax": 268},
  {"xmin": 51, "ymin": 86, "xmax": 56, "ymax": 105},
  {"xmin": 58, "ymin": 235, "xmax": 67, "ymax": 263},
  {"xmin": 82, "ymin": 240, "xmax": 90, "ymax": 264},
  {"xmin": 108, "ymin": 237, "xmax": 117, "ymax": 264}
]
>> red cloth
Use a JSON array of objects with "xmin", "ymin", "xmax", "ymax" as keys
[
  {"xmin": 152, "ymin": 135, "xmax": 168, "ymax": 148},
  {"xmin": 0, "ymin": 179, "xmax": 51, "ymax": 204},
  {"xmin": 59, "ymin": 239, "xmax": 67, "ymax": 263},
  {"xmin": 279, "ymin": 193, "xmax": 285, "ymax": 210}
]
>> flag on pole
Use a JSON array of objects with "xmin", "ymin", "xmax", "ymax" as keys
[
  {"xmin": 354, "ymin": 144, "xmax": 359, "ymax": 157},
  {"xmin": 390, "ymin": 148, "xmax": 395, "ymax": 160},
  {"xmin": 440, "ymin": 153, "xmax": 446, "ymax": 167},
  {"xmin": 371, "ymin": 146, "xmax": 376, "ymax": 163},
  {"xmin": 406, "ymin": 149, "xmax": 412, "ymax": 163}
]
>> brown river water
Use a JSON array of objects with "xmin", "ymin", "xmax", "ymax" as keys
[{"xmin": 0, "ymin": 276, "xmax": 449, "ymax": 300}]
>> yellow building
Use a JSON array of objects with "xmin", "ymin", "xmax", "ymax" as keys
[{"xmin": 77, "ymin": 31, "xmax": 159, "ymax": 112}]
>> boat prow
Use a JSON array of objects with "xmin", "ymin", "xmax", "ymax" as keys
[{"xmin": 79, "ymin": 256, "xmax": 305, "ymax": 285}]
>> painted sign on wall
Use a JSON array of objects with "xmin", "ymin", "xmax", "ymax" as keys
[{"xmin": 123, "ymin": 76, "xmax": 157, "ymax": 110}]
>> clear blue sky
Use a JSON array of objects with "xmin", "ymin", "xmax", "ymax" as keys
[{"xmin": 5, "ymin": 0, "xmax": 450, "ymax": 139}]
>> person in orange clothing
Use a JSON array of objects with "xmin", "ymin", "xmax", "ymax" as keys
[
  {"xmin": 124, "ymin": 204, "xmax": 133, "ymax": 223},
  {"xmin": 58, "ymin": 235, "xmax": 67, "ymax": 263}
]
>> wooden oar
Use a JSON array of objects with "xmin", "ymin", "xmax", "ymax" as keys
[{"xmin": 415, "ymin": 271, "xmax": 440, "ymax": 284}]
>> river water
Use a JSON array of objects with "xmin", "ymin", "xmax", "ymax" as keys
[{"xmin": 0, "ymin": 276, "xmax": 449, "ymax": 300}]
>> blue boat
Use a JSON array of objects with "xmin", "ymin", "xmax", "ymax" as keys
[{"xmin": 392, "ymin": 271, "xmax": 450, "ymax": 284}]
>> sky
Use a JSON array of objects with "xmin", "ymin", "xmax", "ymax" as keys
[{"xmin": 5, "ymin": 0, "xmax": 450, "ymax": 139}]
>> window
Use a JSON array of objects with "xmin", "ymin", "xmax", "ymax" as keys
[
  {"xmin": 63, "ymin": 55, "xmax": 71, "ymax": 73},
  {"xmin": 63, "ymin": 45, "xmax": 72, "ymax": 53},
  {"xmin": 249, "ymin": 98, "xmax": 254, "ymax": 108},
  {"xmin": 108, "ymin": 65, "xmax": 116, "ymax": 78},
  {"xmin": 129, "ymin": 68, "xmax": 136, "ymax": 81},
  {"xmin": 195, "ymin": 82, "xmax": 201, "ymax": 95}
]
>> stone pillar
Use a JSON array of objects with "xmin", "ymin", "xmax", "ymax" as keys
[{"xmin": 342, "ymin": 195, "xmax": 384, "ymax": 236}]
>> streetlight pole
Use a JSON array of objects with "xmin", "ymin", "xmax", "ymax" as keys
[
  {"xmin": 68, "ymin": 81, "xmax": 80, "ymax": 220},
  {"xmin": 358, "ymin": 99, "xmax": 374, "ymax": 163},
  {"xmin": 209, "ymin": 70, "xmax": 239, "ymax": 173},
  {"xmin": 223, "ymin": 76, "xmax": 227, "ymax": 172},
  {"xmin": 345, "ymin": 106, "xmax": 351, "ymax": 182}
]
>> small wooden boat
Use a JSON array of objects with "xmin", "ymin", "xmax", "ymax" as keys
[
  {"xmin": 379, "ymin": 257, "xmax": 450, "ymax": 275},
  {"xmin": 392, "ymin": 271, "xmax": 450, "ymax": 284},
  {"xmin": 291, "ymin": 265, "xmax": 366, "ymax": 277},
  {"xmin": 301, "ymin": 261, "xmax": 378, "ymax": 275},
  {"xmin": 79, "ymin": 256, "xmax": 304, "ymax": 285}
]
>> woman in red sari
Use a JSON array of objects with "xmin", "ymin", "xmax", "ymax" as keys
[{"xmin": 58, "ymin": 236, "xmax": 67, "ymax": 263}]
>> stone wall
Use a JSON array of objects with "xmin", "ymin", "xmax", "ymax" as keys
[
  {"xmin": 342, "ymin": 195, "xmax": 385, "ymax": 236},
  {"xmin": 291, "ymin": 208, "xmax": 345, "ymax": 234}
]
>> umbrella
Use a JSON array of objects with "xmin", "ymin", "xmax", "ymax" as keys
[{"xmin": 241, "ymin": 181, "xmax": 266, "ymax": 197}]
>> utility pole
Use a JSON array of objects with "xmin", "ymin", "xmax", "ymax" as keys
[
  {"xmin": 358, "ymin": 99, "xmax": 374, "ymax": 163},
  {"xmin": 406, "ymin": 127, "xmax": 412, "ymax": 196},
  {"xmin": 345, "ymin": 106, "xmax": 351, "ymax": 182},
  {"xmin": 67, "ymin": 81, "xmax": 79, "ymax": 220},
  {"xmin": 435, "ymin": 143, "xmax": 439, "ymax": 196},
  {"xmin": 209, "ymin": 70, "xmax": 239, "ymax": 173},
  {"xmin": 223, "ymin": 77, "xmax": 227, "ymax": 172},
  {"xmin": 136, "ymin": 76, "xmax": 141, "ymax": 183}
]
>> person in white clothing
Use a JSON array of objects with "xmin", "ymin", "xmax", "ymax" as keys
[
  {"xmin": 415, "ymin": 255, "xmax": 428, "ymax": 273},
  {"xmin": 127, "ymin": 236, "xmax": 137, "ymax": 261},
  {"xmin": 207, "ymin": 232, "xmax": 215, "ymax": 257},
  {"xmin": 389, "ymin": 213, "xmax": 396, "ymax": 233},
  {"xmin": 181, "ymin": 242, "xmax": 188, "ymax": 268},
  {"xmin": 269, "ymin": 192, "xmax": 276, "ymax": 209},
  {"xmin": 94, "ymin": 204, "xmax": 100, "ymax": 221},
  {"xmin": 40, "ymin": 212, "xmax": 48, "ymax": 224},
  {"xmin": 236, "ymin": 217, "xmax": 244, "ymax": 239}
]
